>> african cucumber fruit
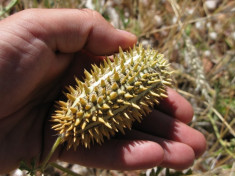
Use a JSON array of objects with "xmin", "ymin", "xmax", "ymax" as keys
[{"xmin": 52, "ymin": 45, "xmax": 172, "ymax": 149}]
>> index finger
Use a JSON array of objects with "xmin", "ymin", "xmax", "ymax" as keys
[{"xmin": 3, "ymin": 8, "xmax": 137, "ymax": 55}]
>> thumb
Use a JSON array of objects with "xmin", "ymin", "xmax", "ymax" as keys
[{"xmin": 11, "ymin": 8, "xmax": 137, "ymax": 55}]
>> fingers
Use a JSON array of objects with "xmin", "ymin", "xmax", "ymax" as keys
[
  {"xmin": 156, "ymin": 88, "xmax": 194, "ymax": 124},
  {"xmin": 157, "ymin": 139, "xmax": 195, "ymax": 170},
  {"xmin": 59, "ymin": 139, "xmax": 164, "ymax": 170},
  {"xmin": 12, "ymin": 9, "xmax": 137, "ymax": 55},
  {"xmin": 56, "ymin": 88, "xmax": 205, "ymax": 171},
  {"xmin": 134, "ymin": 110, "xmax": 206, "ymax": 159},
  {"xmin": 58, "ymin": 87, "xmax": 204, "ymax": 171},
  {"xmin": 58, "ymin": 87, "xmax": 205, "ymax": 170},
  {"xmin": 59, "ymin": 129, "xmax": 196, "ymax": 171},
  {"xmin": 121, "ymin": 130, "xmax": 195, "ymax": 170}
]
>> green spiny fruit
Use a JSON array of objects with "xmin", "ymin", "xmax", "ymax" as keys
[{"xmin": 52, "ymin": 45, "xmax": 172, "ymax": 150}]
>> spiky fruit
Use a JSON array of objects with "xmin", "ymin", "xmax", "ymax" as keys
[{"xmin": 52, "ymin": 45, "xmax": 172, "ymax": 149}]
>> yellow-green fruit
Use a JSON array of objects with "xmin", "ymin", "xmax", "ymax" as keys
[{"xmin": 52, "ymin": 45, "xmax": 172, "ymax": 149}]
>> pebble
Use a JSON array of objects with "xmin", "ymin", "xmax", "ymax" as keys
[
  {"xmin": 195, "ymin": 21, "xmax": 205, "ymax": 31},
  {"xmin": 209, "ymin": 32, "xmax": 217, "ymax": 40},
  {"xmin": 71, "ymin": 164, "xmax": 88, "ymax": 175},
  {"xmin": 232, "ymin": 32, "xmax": 235, "ymax": 40},
  {"xmin": 186, "ymin": 8, "xmax": 194, "ymax": 15},
  {"xmin": 11, "ymin": 169, "xmax": 24, "ymax": 176},
  {"xmin": 206, "ymin": 22, "xmax": 212, "ymax": 28},
  {"xmin": 172, "ymin": 16, "xmax": 178, "ymax": 24},
  {"xmin": 85, "ymin": 0, "xmax": 94, "ymax": 10},
  {"xmin": 56, "ymin": 161, "xmax": 69, "ymax": 168},
  {"xmin": 140, "ymin": 39, "xmax": 151, "ymax": 47},
  {"xmin": 154, "ymin": 15, "xmax": 163, "ymax": 27},
  {"xmin": 204, "ymin": 0, "xmax": 218, "ymax": 11},
  {"xmin": 204, "ymin": 50, "xmax": 211, "ymax": 57}
]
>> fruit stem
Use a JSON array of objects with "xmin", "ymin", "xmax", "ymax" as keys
[{"xmin": 41, "ymin": 135, "xmax": 63, "ymax": 171}]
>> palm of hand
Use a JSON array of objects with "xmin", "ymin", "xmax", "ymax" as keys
[
  {"xmin": 0, "ymin": 23, "xmax": 82, "ymax": 172},
  {"xmin": 0, "ymin": 9, "xmax": 206, "ymax": 174}
]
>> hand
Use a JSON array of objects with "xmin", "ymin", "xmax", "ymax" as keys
[
  {"xmin": 61, "ymin": 88, "xmax": 206, "ymax": 171},
  {"xmin": 0, "ymin": 9, "xmax": 206, "ymax": 173}
]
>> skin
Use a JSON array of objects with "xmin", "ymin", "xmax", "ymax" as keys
[{"xmin": 0, "ymin": 9, "xmax": 206, "ymax": 174}]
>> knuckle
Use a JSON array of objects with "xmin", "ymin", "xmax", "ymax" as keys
[
  {"xmin": 17, "ymin": 9, "xmax": 39, "ymax": 22},
  {"xmin": 79, "ymin": 8, "xmax": 103, "ymax": 20}
]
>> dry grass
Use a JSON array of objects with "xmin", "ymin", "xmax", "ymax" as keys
[{"xmin": 1, "ymin": 0, "xmax": 235, "ymax": 175}]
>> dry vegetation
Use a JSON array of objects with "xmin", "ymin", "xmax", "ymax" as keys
[{"xmin": 0, "ymin": 0, "xmax": 235, "ymax": 175}]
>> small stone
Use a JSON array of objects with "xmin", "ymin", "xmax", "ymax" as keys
[
  {"xmin": 140, "ymin": 39, "xmax": 150, "ymax": 48},
  {"xmin": 195, "ymin": 21, "xmax": 205, "ymax": 31},
  {"xmin": 172, "ymin": 16, "xmax": 177, "ymax": 24},
  {"xmin": 154, "ymin": 15, "xmax": 163, "ymax": 27},
  {"xmin": 206, "ymin": 22, "xmax": 212, "ymax": 28},
  {"xmin": 186, "ymin": 8, "xmax": 194, "ymax": 15},
  {"xmin": 205, "ymin": 0, "xmax": 218, "ymax": 11},
  {"xmin": 209, "ymin": 32, "xmax": 217, "ymax": 40},
  {"xmin": 11, "ymin": 169, "xmax": 25, "ymax": 176},
  {"xmin": 57, "ymin": 161, "xmax": 69, "ymax": 168},
  {"xmin": 204, "ymin": 50, "xmax": 211, "ymax": 57},
  {"xmin": 71, "ymin": 164, "xmax": 88, "ymax": 175},
  {"xmin": 85, "ymin": 0, "xmax": 94, "ymax": 9},
  {"xmin": 232, "ymin": 32, "xmax": 235, "ymax": 41}
]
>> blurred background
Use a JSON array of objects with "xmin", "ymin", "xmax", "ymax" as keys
[{"xmin": 0, "ymin": 0, "xmax": 235, "ymax": 175}]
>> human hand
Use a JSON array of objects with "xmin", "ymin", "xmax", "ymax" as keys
[{"xmin": 0, "ymin": 9, "xmax": 206, "ymax": 173}]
